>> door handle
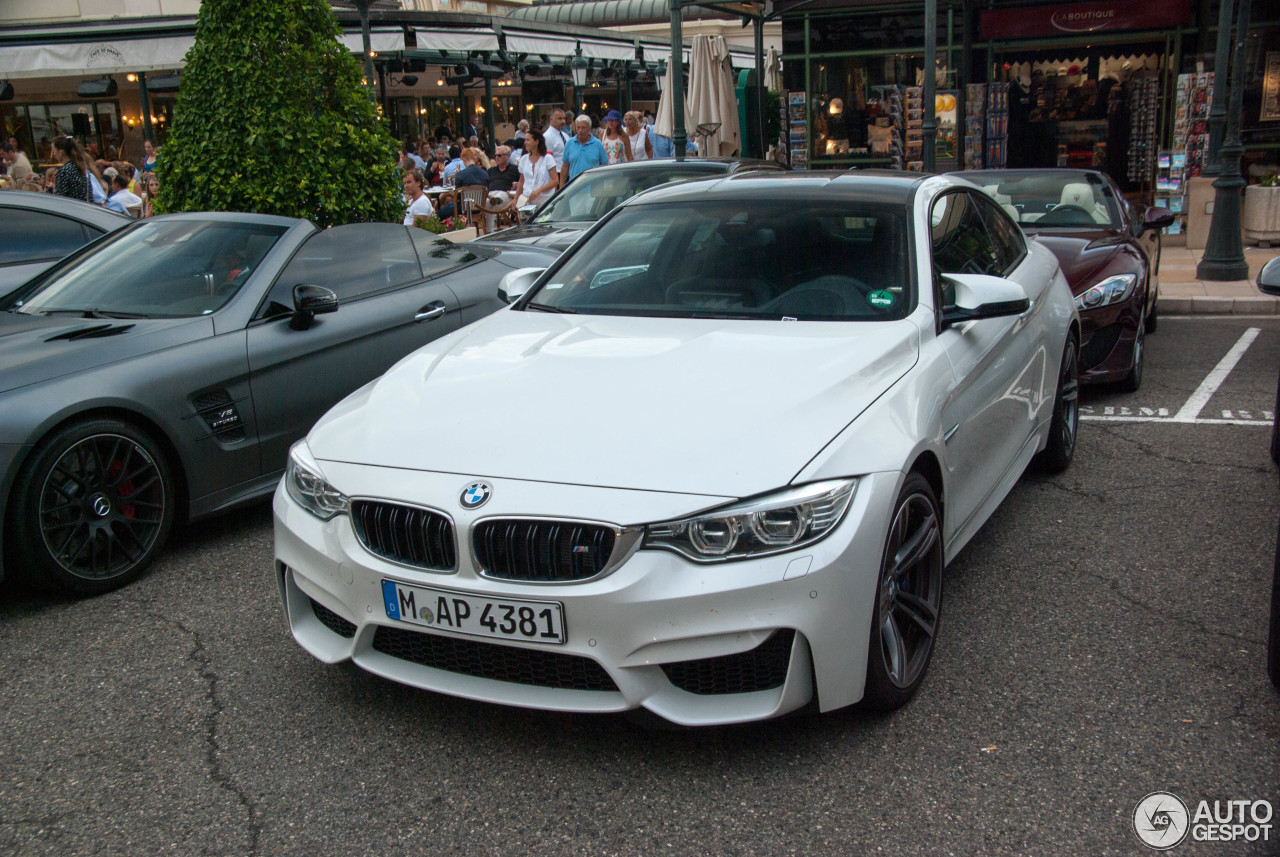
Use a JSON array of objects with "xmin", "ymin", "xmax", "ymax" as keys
[{"xmin": 414, "ymin": 303, "xmax": 447, "ymax": 322}]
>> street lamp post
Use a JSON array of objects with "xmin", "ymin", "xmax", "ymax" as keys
[
  {"xmin": 352, "ymin": 0, "xmax": 377, "ymax": 101},
  {"xmin": 1203, "ymin": 0, "xmax": 1235, "ymax": 177},
  {"xmin": 669, "ymin": 0, "xmax": 687, "ymax": 160},
  {"xmin": 922, "ymin": 0, "xmax": 937, "ymax": 172},
  {"xmin": 1197, "ymin": 0, "xmax": 1251, "ymax": 282},
  {"xmin": 570, "ymin": 45, "xmax": 589, "ymax": 117}
]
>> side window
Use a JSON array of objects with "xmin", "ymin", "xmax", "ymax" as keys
[
  {"xmin": 0, "ymin": 209, "xmax": 89, "ymax": 264},
  {"xmin": 409, "ymin": 228, "xmax": 479, "ymax": 279},
  {"xmin": 973, "ymin": 196, "xmax": 1026, "ymax": 276},
  {"xmin": 266, "ymin": 224, "xmax": 420, "ymax": 312},
  {"xmin": 930, "ymin": 192, "xmax": 1001, "ymax": 279}
]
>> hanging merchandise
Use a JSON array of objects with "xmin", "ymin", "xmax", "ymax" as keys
[
  {"xmin": 871, "ymin": 85, "xmax": 905, "ymax": 170},
  {"xmin": 1127, "ymin": 75, "xmax": 1159, "ymax": 183},
  {"xmin": 986, "ymin": 83, "xmax": 1008, "ymax": 168},
  {"xmin": 787, "ymin": 91, "xmax": 808, "ymax": 169},
  {"xmin": 965, "ymin": 83, "xmax": 987, "ymax": 169}
]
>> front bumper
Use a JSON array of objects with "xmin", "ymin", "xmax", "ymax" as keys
[
  {"xmin": 1077, "ymin": 294, "xmax": 1144, "ymax": 384},
  {"xmin": 274, "ymin": 464, "xmax": 900, "ymax": 726}
]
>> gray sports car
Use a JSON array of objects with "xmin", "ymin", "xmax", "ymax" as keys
[{"xmin": 0, "ymin": 212, "xmax": 558, "ymax": 596}]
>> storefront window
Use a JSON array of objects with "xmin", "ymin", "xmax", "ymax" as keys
[{"xmin": 1, "ymin": 101, "xmax": 121, "ymax": 162}]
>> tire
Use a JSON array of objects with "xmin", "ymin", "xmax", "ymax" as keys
[
  {"xmin": 10, "ymin": 418, "xmax": 175, "ymax": 596},
  {"xmin": 1034, "ymin": 335, "xmax": 1080, "ymax": 474},
  {"xmin": 860, "ymin": 472, "xmax": 943, "ymax": 712},
  {"xmin": 1119, "ymin": 321, "xmax": 1144, "ymax": 393}
]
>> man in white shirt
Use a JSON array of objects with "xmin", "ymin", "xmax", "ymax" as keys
[
  {"xmin": 543, "ymin": 109, "xmax": 571, "ymax": 185},
  {"xmin": 104, "ymin": 174, "xmax": 142, "ymax": 215}
]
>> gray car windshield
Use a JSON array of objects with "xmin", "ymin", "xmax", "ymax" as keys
[
  {"xmin": 15, "ymin": 220, "xmax": 287, "ymax": 318},
  {"xmin": 964, "ymin": 170, "xmax": 1122, "ymax": 230},
  {"xmin": 523, "ymin": 199, "xmax": 911, "ymax": 321},
  {"xmin": 532, "ymin": 164, "xmax": 724, "ymax": 225}
]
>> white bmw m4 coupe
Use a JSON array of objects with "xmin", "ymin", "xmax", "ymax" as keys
[{"xmin": 274, "ymin": 171, "xmax": 1079, "ymax": 726}]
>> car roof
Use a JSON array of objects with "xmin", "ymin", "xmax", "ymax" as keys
[
  {"xmin": 0, "ymin": 191, "xmax": 132, "ymax": 229},
  {"xmin": 625, "ymin": 169, "xmax": 930, "ymax": 207},
  {"xmin": 149, "ymin": 211, "xmax": 305, "ymax": 228}
]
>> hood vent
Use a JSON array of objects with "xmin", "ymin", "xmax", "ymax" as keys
[
  {"xmin": 45, "ymin": 323, "xmax": 136, "ymax": 342},
  {"xmin": 191, "ymin": 389, "xmax": 246, "ymax": 442}
]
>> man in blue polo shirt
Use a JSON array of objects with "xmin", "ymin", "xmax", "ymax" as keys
[{"xmin": 561, "ymin": 115, "xmax": 608, "ymax": 184}]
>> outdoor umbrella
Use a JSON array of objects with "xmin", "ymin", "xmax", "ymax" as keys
[
  {"xmin": 685, "ymin": 35, "xmax": 741, "ymax": 158},
  {"xmin": 764, "ymin": 47, "xmax": 783, "ymax": 92}
]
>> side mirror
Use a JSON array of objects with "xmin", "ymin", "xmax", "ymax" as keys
[
  {"xmin": 1259, "ymin": 257, "xmax": 1280, "ymax": 297},
  {"xmin": 290, "ymin": 283, "xmax": 338, "ymax": 330},
  {"xmin": 1143, "ymin": 206, "xmax": 1175, "ymax": 232},
  {"xmin": 940, "ymin": 273, "xmax": 1031, "ymax": 329},
  {"xmin": 498, "ymin": 267, "xmax": 545, "ymax": 304}
]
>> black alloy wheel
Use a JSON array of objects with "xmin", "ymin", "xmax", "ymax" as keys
[
  {"xmin": 1035, "ymin": 335, "xmax": 1079, "ymax": 473},
  {"xmin": 12, "ymin": 419, "xmax": 174, "ymax": 596},
  {"xmin": 860, "ymin": 472, "xmax": 943, "ymax": 712}
]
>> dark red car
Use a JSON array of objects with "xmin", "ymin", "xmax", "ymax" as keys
[{"xmin": 958, "ymin": 169, "xmax": 1173, "ymax": 390}]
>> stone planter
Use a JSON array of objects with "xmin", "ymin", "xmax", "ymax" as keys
[
  {"xmin": 1244, "ymin": 185, "xmax": 1280, "ymax": 247},
  {"xmin": 441, "ymin": 226, "xmax": 478, "ymax": 243}
]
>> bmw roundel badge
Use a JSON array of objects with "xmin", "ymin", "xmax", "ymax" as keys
[{"xmin": 460, "ymin": 481, "xmax": 492, "ymax": 509}]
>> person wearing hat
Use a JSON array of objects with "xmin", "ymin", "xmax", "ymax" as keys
[{"xmin": 600, "ymin": 109, "xmax": 633, "ymax": 165}]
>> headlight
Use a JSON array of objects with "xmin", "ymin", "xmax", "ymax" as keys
[
  {"xmin": 643, "ymin": 479, "xmax": 857, "ymax": 563},
  {"xmin": 285, "ymin": 440, "xmax": 349, "ymax": 520},
  {"xmin": 1075, "ymin": 274, "xmax": 1136, "ymax": 310}
]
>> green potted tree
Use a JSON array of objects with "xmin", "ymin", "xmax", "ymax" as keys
[
  {"xmin": 1244, "ymin": 172, "xmax": 1280, "ymax": 248},
  {"xmin": 156, "ymin": 0, "xmax": 401, "ymax": 227}
]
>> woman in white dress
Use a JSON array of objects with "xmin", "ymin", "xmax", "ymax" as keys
[
  {"xmin": 402, "ymin": 168, "xmax": 436, "ymax": 225},
  {"xmin": 512, "ymin": 129, "xmax": 559, "ymax": 209},
  {"xmin": 624, "ymin": 111, "xmax": 653, "ymax": 161}
]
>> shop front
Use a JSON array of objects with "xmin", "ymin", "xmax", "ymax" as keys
[{"xmin": 981, "ymin": 0, "xmax": 1192, "ymax": 195}]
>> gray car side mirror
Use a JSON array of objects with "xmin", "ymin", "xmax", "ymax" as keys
[
  {"xmin": 1259, "ymin": 257, "xmax": 1280, "ymax": 297},
  {"xmin": 290, "ymin": 283, "xmax": 338, "ymax": 330},
  {"xmin": 499, "ymin": 267, "xmax": 545, "ymax": 305}
]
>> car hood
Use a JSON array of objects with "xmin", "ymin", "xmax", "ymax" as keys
[
  {"xmin": 308, "ymin": 311, "xmax": 920, "ymax": 497},
  {"xmin": 1030, "ymin": 231, "xmax": 1126, "ymax": 293},
  {"xmin": 0, "ymin": 312, "xmax": 212, "ymax": 393},
  {"xmin": 479, "ymin": 222, "xmax": 588, "ymax": 252}
]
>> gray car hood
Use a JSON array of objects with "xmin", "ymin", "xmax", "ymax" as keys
[
  {"xmin": 0, "ymin": 313, "xmax": 213, "ymax": 394},
  {"xmin": 479, "ymin": 223, "xmax": 588, "ymax": 253}
]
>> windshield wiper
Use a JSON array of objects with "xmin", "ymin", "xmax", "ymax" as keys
[
  {"xmin": 37, "ymin": 308, "xmax": 152, "ymax": 319},
  {"xmin": 524, "ymin": 302, "xmax": 579, "ymax": 314}
]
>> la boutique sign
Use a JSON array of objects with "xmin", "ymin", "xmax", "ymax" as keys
[
  {"xmin": 980, "ymin": 0, "xmax": 1190, "ymax": 40},
  {"xmin": 1050, "ymin": 8, "xmax": 1116, "ymax": 32}
]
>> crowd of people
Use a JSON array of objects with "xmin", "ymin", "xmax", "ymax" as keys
[
  {"xmin": 2, "ymin": 105, "xmax": 688, "ymax": 230},
  {"xmin": 0, "ymin": 134, "xmax": 160, "ymax": 218},
  {"xmin": 395, "ymin": 108, "xmax": 687, "ymax": 228}
]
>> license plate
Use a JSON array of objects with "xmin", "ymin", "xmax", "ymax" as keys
[{"xmin": 381, "ymin": 580, "xmax": 566, "ymax": 645}]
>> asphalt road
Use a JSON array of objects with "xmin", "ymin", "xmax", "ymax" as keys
[{"xmin": 2, "ymin": 316, "xmax": 1278, "ymax": 857}]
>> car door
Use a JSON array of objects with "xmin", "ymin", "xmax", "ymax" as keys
[
  {"xmin": 932, "ymin": 189, "xmax": 1040, "ymax": 538},
  {"xmin": 1124, "ymin": 190, "xmax": 1161, "ymax": 315},
  {"xmin": 246, "ymin": 223, "xmax": 464, "ymax": 475}
]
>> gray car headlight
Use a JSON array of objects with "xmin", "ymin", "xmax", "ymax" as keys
[
  {"xmin": 643, "ymin": 479, "xmax": 857, "ymax": 563},
  {"xmin": 285, "ymin": 440, "xmax": 349, "ymax": 520},
  {"xmin": 1075, "ymin": 273, "xmax": 1136, "ymax": 310}
]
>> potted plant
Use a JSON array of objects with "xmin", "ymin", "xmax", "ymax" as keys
[
  {"xmin": 412, "ymin": 213, "xmax": 477, "ymax": 243},
  {"xmin": 1244, "ymin": 172, "xmax": 1280, "ymax": 248}
]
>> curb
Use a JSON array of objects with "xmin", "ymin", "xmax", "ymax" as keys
[{"xmin": 1161, "ymin": 295, "xmax": 1277, "ymax": 315}]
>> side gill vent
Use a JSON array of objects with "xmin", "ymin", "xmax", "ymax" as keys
[
  {"xmin": 45, "ymin": 323, "xmax": 136, "ymax": 342},
  {"xmin": 191, "ymin": 389, "xmax": 246, "ymax": 442}
]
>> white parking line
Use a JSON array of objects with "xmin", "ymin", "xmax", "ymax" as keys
[{"xmin": 1171, "ymin": 327, "xmax": 1262, "ymax": 422}]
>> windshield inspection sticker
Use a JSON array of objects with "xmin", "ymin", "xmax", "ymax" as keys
[{"xmin": 868, "ymin": 290, "xmax": 896, "ymax": 308}]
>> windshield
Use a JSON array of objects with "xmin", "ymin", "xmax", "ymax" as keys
[
  {"xmin": 964, "ymin": 171, "xmax": 1122, "ymax": 230},
  {"xmin": 522, "ymin": 199, "xmax": 911, "ymax": 321},
  {"xmin": 13, "ymin": 219, "xmax": 287, "ymax": 318},
  {"xmin": 532, "ymin": 164, "xmax": 725, "ymax": 225}
]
